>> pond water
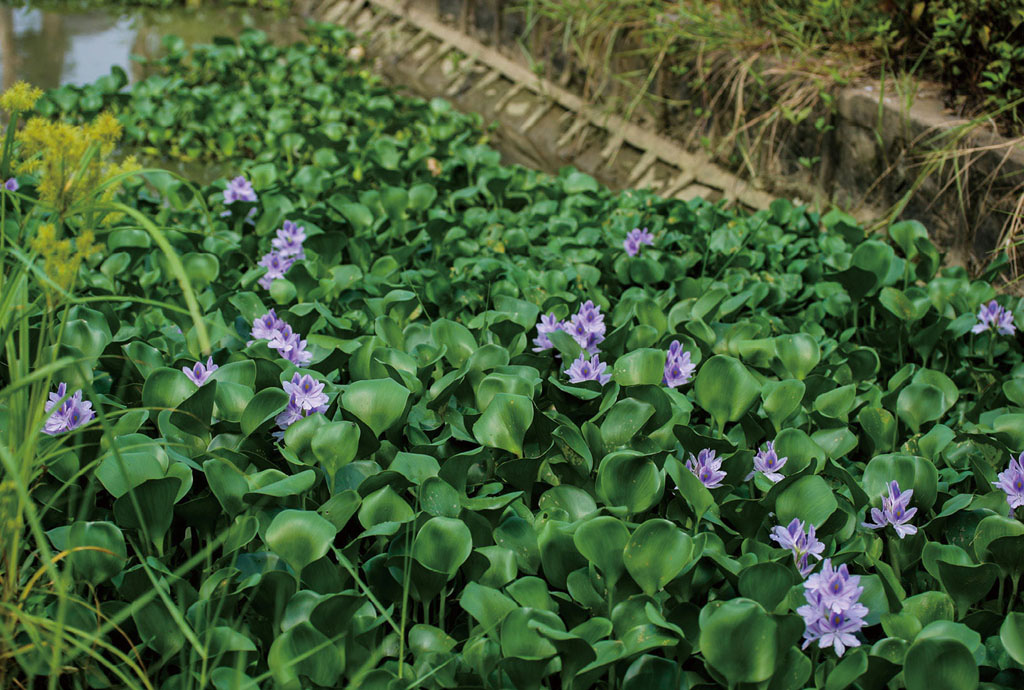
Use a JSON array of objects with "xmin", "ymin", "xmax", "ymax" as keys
[
  {"xmin": 0, "ymin": 2, "xmax": 304, "ymax": 90},
  {"xmin": 0, "ymin": 2, "xmax": 306, "ymax": 180}
]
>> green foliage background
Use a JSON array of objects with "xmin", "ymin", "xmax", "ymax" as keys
[{"xmin": 2, "ymin": 21, "xmax": 1024, "ymax": 690}]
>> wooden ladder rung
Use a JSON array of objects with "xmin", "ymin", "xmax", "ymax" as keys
[{"xmin": 520, "ymin": 102, "xmax": 553, "ymax": 132}]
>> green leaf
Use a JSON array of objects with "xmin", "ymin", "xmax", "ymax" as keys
[
  {"xmin": 904, "ymin": 637, "xmax": 978, "ymax": 690},
  {"xmin": 311, "ymin": 421, "xmax": 361, "ymax": 478},
  {"xmin": 265, "ymin": 509, "xmax": 338, "ymax": 574},
  {"xmin": 623, "ymin": 519, "xmax": 693, "ymax": 595},
  {"xmin": 699, "ymin": 598, "xmax": 778, "ymax": 684},
  {"xmin": 473, "ymin": 393, "xmax": 534, "ymax": 458},
  {"xmin": 762, "ymin": 379, "xmax": 805, "ymax": 431},
  {"xmin": 595, "ymin": 452, "xmax": 663, "ymax": 514},
  {"xmin": 693, "ymin": 355, "xmax": 760, "ymax": 432},
  {"xmin": 774, "ymin": 333, "xmax": 820, "ymax": 380},
  {"xmin": 413, "ymin": 517, "xmax": 473, "ymax": 578},
  {"xmin": 68, "ymin": 521, "xmax": 126, "ymax": 585},
  {"xmin": 573, "ymin": 516, "xmax": 630, "ymax": 590},
  {"xmin": 341, "ymin": 378, "xmax": 409, "ymax": 436},
  {"xmin": 142, "ymin": 367, "xmax": 195, "ymax": 412},
  {"xmin": 600, "ymin": 398, "xmax": 655, "ymax": 447},
  {"xmin": 240, "ymin": 387, "xmax": 291, "ymax": 436},
  {"xmin": 862, "ymin": 453, "xmax": 938, "ymax": 511},
  {"xmin": 1000, "ymin": 612, "xmax": 1024, "ymax": 666},
  {"xmin": 897, "ymin": 383, "xmax": 946, "ymax": 432},
  {"xmin": 774, "ymin": 475, "xmax": 837, "ymax": 527},
  {"xmin": 612, "ymin": 349, "xmax": 666, "ymax": 386}
]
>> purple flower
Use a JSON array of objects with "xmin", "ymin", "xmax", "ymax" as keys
[
  {"xmin": 804, "ymin": 559, "xmax": 862, "ymax": 612},
  {"xmin": 282, "ymin": 373, "xmax": 329, "ymax": 411},
  {"xmin": 250, "ymin": 309, "xmax": 286, "ymax": 342},
  {"xmin": 971, "ymin": 300, "xmax": 1015, "ymax": 336},
  {"xmin": 43, "ymin": 382, "xmax": 95, "ymax": 435},
  {"xmin": 770, "ymin": 518, "xmax": 825, "ymax": 577},
  {"xmin": 271, "ymin": 220, "xmax": 307, "ymax": 259},
  {"xmin": 797, "ymin": 558, "xmax": 868, "ymax": 657},
  {"xmin": 745, "ymin": 440, "xmax": 788, "ymax": 483},
  {"xmin": 663, "ymin": 342, "xmax": 695, "ymax": 388},
  {"xmin": 223, "ymin": 176, "xmax": 257, "ymax": 205},
  {"xmin": 566, "ymin": 301, "xmax": 606, "ymax": 355},
  {"xmin": 798, "ymin": 593, "xmax": 869, "ymax": 658},
  {"xmin": 273, "ymin": 375, "xmax": 328, "ymax": 439},
  {"xmin": 532, "ymin": 313, "xmax": 565, "ymax": 352},
  {"xmin": 623, "ymin": 227, "xmax": 654, "ymax": 257},
  {"xmin": 994, "ymin": 452, "xmax": 1024, "ymax": 514},
  {"xmin": 5, "ymin": 177, "xmax": 18, "ymax": 192},
  {"xmin": 257, "ymin": 251, "xmax": 294, "ymax": 290},
  {"xmin": 566, "ymin": 353, "xmax": 611, "ymax": 385},
  {"xmin": 266, "ymin": 325, "xmax": 312, "ymax": 366},
  {"xmin": 862, "ymin": 480, "xmax": 918, "ymax": 538},
  {"xmin": 183, "ymin": 356, "xmax": 218, "ymax": 387},
  {"xmin": 686, "ymin": 448, "xmax": 726, "ymax": 488}
]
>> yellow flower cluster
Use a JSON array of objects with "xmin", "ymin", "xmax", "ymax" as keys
[
  {"xmin": 0, "ymin": 81, "xmax": 42, "ymax": 113},
  {"xmin": 16, "ymin": 111, "xmax": 138, "ymax": 215},
  {"xmin": 29, "ymin": 224, "xmax": 103, "ymax": 306}
]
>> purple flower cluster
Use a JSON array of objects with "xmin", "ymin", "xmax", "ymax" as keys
[
  {"xmin": 797, "ymin": 559, "xmax": 868, "ymax": 657},
  {"xmin": 533, "ymin": 301, "xmax": 613, "ymax": 386},
  {"xmin": 972, "ymin": 300, "xmax": 1015, "ymax": 336},
  {"xmin": 862, "ymin": 480, "xmax": 917, "ymax": 538},
  {"xmin": 258, "ymin": 221, "xmax": 307, "ymax": 290},
  {"xmin": 770, "ymin": 518, "xmax": 825, "ymax": 577},
  {"xmin": 249, "ymin": 309, "xmax": 313, "ymax": 366},
  {"xmin": 663, "ymin": 340, "xmax": 695, "ymax": 388},
  {"xmin": 43, "ymin": 382, "xmax": 95, "ymax": 435},
  {"xmin": 533, "ymin": 300, "xmax": 606, "ymax": 355},
  {"xmin": 686, "ymin": 448, "xmax": 725, "ymax": 488},
  {"xmin": 271, "ymin": 220, "xmax": 307, "ymax": 259},
  {"xmin": 4, "ymin": 177, "xmax": 18, "ymax": 192},
  {"xmin": 624, "ymin": 227, "xmax": 654, "ymax": 257},
  {"xmin": 223, "ymin": 176, "xmax": 258, "ymax": 205},
  {"xmin": 274, "ymin": 373, "xmax": 329, "ymax": 438},
  {"xmin": 566, "ymin": 354, "xmax": 611, "ymax": 385},
  {"xmin": 183, "ymin": 356, "xmax": 218, "ymax": 387},
  {"xmin": 995, "ymin": 452, "xmax": 1024, "ymax": 514},
  {"xmin": 745, "ymin": 440, "xmax": 788, "ymax": 483}
]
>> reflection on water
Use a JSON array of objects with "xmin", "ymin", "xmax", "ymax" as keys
[
  {"xmin": 0, "ymin": 3, "xmax": 304, "ymax": 89},
  {"xmin": 0, "ymin": 2, "xmax": 305, "ymax": 181}
]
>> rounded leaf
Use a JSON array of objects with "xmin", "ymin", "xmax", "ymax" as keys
[
  {"xmin": 341, "ymin": 378, "xmax": 409, "ymax": 437},
  {"xmin": 595, "ymin": 452, "xmax": 663, "ymax": 514},
  {"xmin": 413, "ymin": 516, "xmax": 473, "ymax": 578},
  {"xmin": 699, "ymin": 598, "xmax": 778, "ymax": 684},
  {"xmin": 623, "ymin": 519, "xmax": 693, "ymax": 595},
  {"xmin": 904, "ymin": 637, "xmax": 978, "ymax": 690},
  {"xmin": 694, "ymin": 355, "xmax": 760, "ymax": 430},
  {"xmin": 473, "ymin": 393, "xmax": 534, "ymax": 458},
  {"xmin": 573, "ymin": 516, "xmax": 630, "ymax": 588},
  {"xmin": 265, "ymin": 509, "xmax": 338, "ymax": 574}
]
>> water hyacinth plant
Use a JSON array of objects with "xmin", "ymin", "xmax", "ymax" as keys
[
  {"xmin": 994, "ymin": 452, "xmax": 1024, "ymax": 514},
  {"xmin": 746, "ymin": 440, "xmax": 788, "ymax": 482},
  {"xmin": 863, "ymin": 480, "xmax": 918, "ymax": 538},
  {"xmin": 42, "ymin": 383, "xmax": 94, "ymax": 435},
  {"xmin": 182, "ymin": 356, "xmax": 217, "ymax": 386},
  {"xmin": 770, "ymin": 518, "xmax": 825, "ymax": 576},
  {"xmin": 686, "ymin": 448, "xmax": 725, "ymax": 488},
  {"xmin": 663, "ymin": 339, "xmax": 695, "ymax": 388},
  {"xmin": 7, "ymin": 23, "xmax": 1024, "ymax": 690},
  {"xmin": 566, "ymin": 353, "xmax": 611, "ymax": 384},
  {"xmin": 623, "ymin": 226, "xmax": 654, "ymax": 256},
  {"xmin": 972, "ymin": 299, "xmax": 1016, "ymax": 335},
  {"xmin": 798, "ymin": 560, "xmax": 868, "ymax": 657}
]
